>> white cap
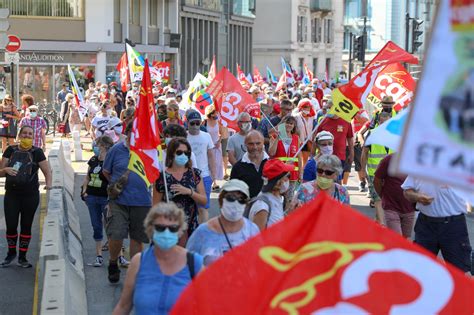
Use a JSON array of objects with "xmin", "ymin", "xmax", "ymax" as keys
[
  {"xmin": 315, "ymin": 130, "xmax": 334, "ymax": 142},
  {"xmin": 221, "ymin": 179, "xmax": 250, "ymax": 198}
]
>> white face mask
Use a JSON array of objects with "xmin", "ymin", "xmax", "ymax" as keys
[
  {"xmin": 279, "ymin": 180, "xmax": 290, "ymax": 193},
  {"xmin": 302, "ymin": 109, "xmax": 310, "ymax": 116},
  {"xmin": 30, "ymin": 112, "xmax": 38, "ymax": 118},
  {"xmin": 221, "ymin": 199, "xmax": 245, "ymax": 222},
  {"xmin": 320, "ymin": 145, "xmax": 333, "ymax": 155},
  {"xmin": 240, "ymin": 122, "xmax": 252, "ymax": 132},
  {"xmin": 308, "ymin": 92, "xmax": 314, "ymax": 98}
]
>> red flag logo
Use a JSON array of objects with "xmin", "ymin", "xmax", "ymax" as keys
[
  {"xmin": 236, "ymin": 63, "xmax": 251, "ymax": 89},
  {"xmin": 116, "ymin": 53, "xmax": 129, "ymax": 93}
]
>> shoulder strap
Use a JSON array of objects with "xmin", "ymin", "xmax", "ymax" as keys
[
  {"xmin": 186, "ymin": 251, "xmax": 195, "ymax": 279},
  {"xmin": 258, "ymin": 194, "xmax": 273, "ymax": 228}
]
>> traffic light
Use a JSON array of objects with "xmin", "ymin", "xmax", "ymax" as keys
[
  {"xmin": 0, "ymin": 8, "xmax": 9, "ymax": 48},
  {"xmin": 411, "ymin": 19, "xmax": 423, "ymax": 53},
  {"xmin": 353, "ymin": 35, "xmax": 365, "ymax": 61}
]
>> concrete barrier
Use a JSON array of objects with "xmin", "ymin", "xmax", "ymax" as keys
[{"xmin": 39, "ymin": 140, "xmax": 88, "ymax": 315}]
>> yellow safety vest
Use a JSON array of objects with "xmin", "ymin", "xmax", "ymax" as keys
[
  {"xmin": 277, "ymin": 156, "xmax": 299, "ymax": 171},
  {"xmin": 367, "ymin": 144, "xmax": 392, "ymax": 177}
]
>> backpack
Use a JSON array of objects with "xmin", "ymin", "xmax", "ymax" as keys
[
  {"xmin": 7, "ymin": 147, "xmax": 37, "ymax": 187},
  {"xmin": 244, "ymin": 194, "xmax": 272, "ymax": 228}
]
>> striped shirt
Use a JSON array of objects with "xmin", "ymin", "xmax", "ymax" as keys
[{"xmin": 19, "ymin": 117, "xmax": 47, "ymax": 148}]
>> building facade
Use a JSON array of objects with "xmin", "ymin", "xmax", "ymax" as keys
[
  {"xmin": 253, "ymin": 0, "xmax": 344, "ymax": 83},
  {"xmin": 0, "ymin": 0, "xmax": 179, "ymax": 103},
  {"xmin": 179, "ymin": 0, "xmax": 255, "ymax": 85}
]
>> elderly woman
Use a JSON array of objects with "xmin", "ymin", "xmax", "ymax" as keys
[
  {"xmin": 112, "ymin": 202, "xmax": 204, "ymax": 315},
  {"xmin": 59, "ymin": 93, "xmax": 75, "ymax": 137},
  {"xmin": 0, "ymin": 125, "xmax": 52, "ymax": 268},
  {"xmin": 302, "ymin": 130, "xmax": 334, "ymax": 182},
  {"xmin": 292, "ymin": 154, "xmax": 350, "ymax": 208},
  {"xmin": 186, "ymin": 179, "xmax": 259, "ymax": 266},
  {"xmin": 0, "ymin": 95, "xmax": 21, "ymax": 150}
]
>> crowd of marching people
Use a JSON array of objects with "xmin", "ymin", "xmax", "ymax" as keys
[{"xmin": 0, "ymin": 72, "xmax": 471, "ymax": 314}]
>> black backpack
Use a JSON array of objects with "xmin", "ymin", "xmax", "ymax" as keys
[
  {"xmin": 7, "ymin": 147, "xmax": 37, "ymax": 187},
  {"xmin": 244, "ymin": 194, "xmax": 272, "ymax": 228}
]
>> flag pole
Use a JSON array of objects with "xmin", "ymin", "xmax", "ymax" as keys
[{"xmin": 159, "ymin": 145, "xmax": 170, "ymax": 203}]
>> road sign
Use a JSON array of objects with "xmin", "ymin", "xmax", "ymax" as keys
[
  {"xmin": 5, "ymin": 52, "xmax": 19, "ymax": 64},
  {"xmin": 5, "ymin": 35, "xmax": 21, "ymax": 53}
]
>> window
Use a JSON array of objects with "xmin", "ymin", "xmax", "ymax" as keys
[
  {"xmin": 1, "ymin": 0, "xmax": 84, "ymax": 18},
  {"xmin": 325, "ymin": 58, "xmax": 331, "ymax": 79},
  {"xmin": 130, "ymin": 0, "xmax": 140, "ymax": 25},
  {"xmin": 324, "ymin": 18, "xmax": 333, "ymax": 44},
  {"xmin": 313, "ymin": 58, "xmax": 318, "ymax": 76},
  {"xmin": 297, "ymin": 16, "xmax": 307, "ymax": 42},
  {"xmin": 149, "ymin": 0, "xmax": 158, "ymax": 27},
  {"xmin": 312, "ymin": 18, "xmax": 322, "ymax": 43}
]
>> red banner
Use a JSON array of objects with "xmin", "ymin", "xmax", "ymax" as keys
[
  {"xmin": 236, "ymin": 63, "xmax": 251, "ymax": 89},
  {"xmin": 172, "ymin": 193, "xmax": 474, "ymax": 314},
  {"xmin": 208, "ymin": 55, "xmax": 216, "ymax": 81},
  {"xmin": 151, "ymin": 61, "xmax": 171, "ymax": 82},
  {"xmin": 116, "ymin": 53, "xmax": 129, "ymax": 93},
  {"xmin": 368, "ymin": 63, "xmax": 416, "ymax": 111},
  {"xmin": 206, "ymin": 67, "xmax": 260, "ymax": 131},
  {"xmin": 253, "ymin": 65, "xmax": 264, "ymax": 85}
]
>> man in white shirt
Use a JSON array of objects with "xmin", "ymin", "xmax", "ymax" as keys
[
  {"xmin": 402, "ymin": 176, "xmax": 471, "ymax": 273},
  {"xmin": 227, "ymin": 112, "xmax": 252, "ymax": 165},
  {"xmin": 186, "ymin": 110, "xmax": 215, "ymax": 217}
]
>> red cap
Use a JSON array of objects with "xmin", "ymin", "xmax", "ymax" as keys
[
  {"xmin": 273, "ymin": 103, "xmax": 281, "ymax": 115},
  {"xmin": 298, "ymin": 98, "xmax": 315, "ymax": 117},
  {"xmin": 263, "ymin": 159, "xmax": 295, "ymax": 180}
]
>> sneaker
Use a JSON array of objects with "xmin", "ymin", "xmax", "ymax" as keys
[
  {"xmin": 17, "ymin": 256, "xmax": 33, "ymax": 268},
  {"xmin": 366, "ymin": 191, "xmax": 371, "ymax": 198},
  {"xmin": 118, "ymin": 255, "xmax": 130, "ymax": 268},
  {"xmin": 93, "ymin": 255, "xmax": 104, "ymax": 267},
  {"xmin": 359, "ymin": 181, "xmax": 367, "ymax": 192},
  {"xmin": 0, "ymin": 253, "xmax": 16, "ymax": 268},
  {"xmin": 108, "ymin": 262, "xmax": 121, "ymax": 283}
]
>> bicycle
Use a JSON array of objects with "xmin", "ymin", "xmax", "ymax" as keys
[{"xmin": 38, "ymin": 102, "xmax": 60, "ymax": 137}]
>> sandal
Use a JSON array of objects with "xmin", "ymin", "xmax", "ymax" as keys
[
  {"xmin": 101, "ymin": 241, "xmax": 109, "ymax": 251},
  {"xmin": 212, "ymin": 185, "xmax": 220, "ymax": 192}
]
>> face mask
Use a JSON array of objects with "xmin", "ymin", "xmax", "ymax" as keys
[
  {"xmin": 174, "ymin": 153, "xmax": 189, "ymax": 166},
  {"xmin": 240, "ymin": 122, "xmax": 252, "ymax": 132},
  {"xmin": 101, "ymin": 88, "xmax": 107, "ymax": 93},
  {"xmin": 93, "ymin": 146, "xmax": 100, "ymax": 156},
  {"xmin": 165, "ymin": 137, "xmax": 172, "ymax": 146},
  {"xmin": 153, "ymin": 229, "xmax": 178, "ymax": 251},
  {"xmin": 188, "ymin": 125, "xmax": 200, "ymax": 135},
  {"xmin": 167, "ymin": 111, "xmax": 176, "ymax": 119},
  {"xmin": 106, "ymin": 109, "xmax": 112, "ymax": 116},
  {"xmin": 317, "ymin": 176, "xmax": 334, "ymax": 190},
  {"xmin": 19, "ymin": 138, "xmax": 33, "ymax": 150},
  {"xmin": 382, "ymin": 107, "xmax": 392, "ymax": 113},
  {"xmin": 110, "ymin": 89, "xmax": 116, "ymax": 95},
  {"xmin": 221, "ymin": 199, "xmax": 245, "ymax": 222},
  {"xmin": 302, "ymin": 109, "xmax": 310, "ymax": 116},
  {"xmin": 308, "ymin": 92, "xmax": 314, "ymax": 98},
  {"xmin": 268, "ymin": 93, "xmax": 273, "ymax": 99},
  {"xmin": 279, "ymin": 180, "xmax": 290, "ymax": 193},
  {"xmin": 133, "ymin": 86, "xmax": 139, "ymax": 91},
  {"xmin": 30, "ymin": 112, "xmax": 37, "ymax": 118},
  {"xmin": 158, "ymin": 114, "xmax": 168, "ymax": 121},
  {"xmin": 320, "ymin": 145, "xmax": 333, "ymax": 155}
]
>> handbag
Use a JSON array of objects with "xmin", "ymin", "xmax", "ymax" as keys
[
  {"xmin": 107, "ymin": 170, "xmax": 130, "ymax": 200},
  {"xmin": 57, "ymin": 123, "xmax": 66, "ymax": 133}
]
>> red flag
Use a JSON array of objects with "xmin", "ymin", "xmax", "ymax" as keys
[
  {"xmin": 172, "ymin": 193, "xmax": 474, "ymax": 314},
  {"xmin": 128, "ymin": 60, "xmax": 161, "ymax": 186},
  {"xmin": 253, "ymin": 65, "xmax": 264, "ymax": 85},
  {"xmin": 206, "ymin": 67, "xmax": 260, "ymax": 131},
  {"xmin": 236, "ymin": 63, "xmax": 251, "ymax": 89},
  {"xmin": 208, "ymin": 55, "xmax": 216, "ymax": 82},
  {"xmin": 304, "ymin": 63, "xmax": 314, "ymax": 82},
  {"xmin": 275, "ymin": 72, "xmax": 286, "ymax": 92},
  {"xmin": 369, "ymin": 63, "xmax": 416, "ymax": 111},
  {"xmin": 367, "ymin": 41, "xmax": 418, "ymax": 68},
  {"xmin": 116, "ymin": 53, "xmax": 129, "ymax": 93},
  {"xmin": 151, "ymin": 61, "xmax": 171, "ymax": 83}
]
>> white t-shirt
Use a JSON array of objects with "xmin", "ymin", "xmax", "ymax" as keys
[
  {"xmin": 187, "ymin": 131, "xmax": 214, "ymax": 177},
  {"xmin": 249, "ymin": 192, "xmax": 285, "ymax": 227},
  {"xmin": 401, "ymin": 176, "xmax": 467, "ymax": 217},
  {"xmin": 91, "ymin": 114, "xmax": 112, "ymax": 138}
]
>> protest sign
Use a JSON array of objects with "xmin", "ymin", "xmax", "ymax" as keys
[
  {"xmin": 396, "ymin": 0, "xmax": 474, "ymax": 190},
  {"xmin": 172, "ymin": 193, "xmax": 473, "ymax": 314},
  {"xmin": 206, "ymin": 67, "xmax": 260, "ymax": 131},
  {"xmin": 151, "ymin": 61, "xmax": 171, "ymax": 82}
]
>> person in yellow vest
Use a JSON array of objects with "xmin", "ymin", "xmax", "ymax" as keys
[
  {"xmin": 357, "ymin": 95, "xmax": 397, "ymax": 145},
  {"xmin": 361, "ymin": 112, "xmax": 393, "ymax": 225}
]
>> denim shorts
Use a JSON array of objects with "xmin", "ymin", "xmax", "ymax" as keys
[{"xmin": 106, "ymin": 201, "xmax": 151, "ymax": 243}]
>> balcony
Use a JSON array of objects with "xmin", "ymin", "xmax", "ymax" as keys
[{"xmin": 310, "ymin": 0, "xmax": 332, "ymax": 13}]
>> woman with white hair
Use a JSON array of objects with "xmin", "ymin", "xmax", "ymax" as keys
[
  {"xmin": 113, "ymin": 202, "xmax": 204, "ymax": 315},
  {"xmin": 292, "ymin": 154, "xmax": 350, "ymax": 209},
  {"xmin": 59, "ymin": 93, "xmax": 75, "ymax": 137}
]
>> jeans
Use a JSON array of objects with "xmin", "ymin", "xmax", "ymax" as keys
[
  {"xmin": 202, "ymin": 176, "xmax": 212, "ymax": 209},
  {"xmin": 85, "ymin": 194, "xmax": 108, "ymax": 241}
]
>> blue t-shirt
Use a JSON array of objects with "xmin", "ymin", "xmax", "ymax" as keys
[
  {"xmin": 133, "ymin": 245, "xmax": 203, "ymax": 315},
  {"xmin": 303, "ymin": 157, "xmax": 317, "ymax": 182},
  {"xmin": 103, "ymin": 142, "xmax": 152, "ymax": 207},
  {"xmin": 186, "ymin": 219, "xmax": 259, "ymax": 266}
]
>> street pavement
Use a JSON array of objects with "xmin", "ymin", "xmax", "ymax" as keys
[{"xmin": 0, "ymin": 134, "xmax": 473, "ymax": 314}]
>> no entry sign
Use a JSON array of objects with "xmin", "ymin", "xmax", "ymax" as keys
[{"xmin": 5, "ymin": 35, "xmax": 21, "ymax": 53}]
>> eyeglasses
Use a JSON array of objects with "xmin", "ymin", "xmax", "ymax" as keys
[
  {"xmin": 175, "ymin": 149, "xmax": 190, "ymax": 156},
  {"xmin": 224, "ymin": 195, "xmax": 248, "ymax": 205},
  {"xmin": 189, "ymin": 121, "xmax": 201, "ymax": 126},
  {"xmin": 154, "ymin": 224, "xmax": 180, "ymax": 233},
  {"xmin": 317, "ymin": 168, "xmax": 335, "ymax": 176}
]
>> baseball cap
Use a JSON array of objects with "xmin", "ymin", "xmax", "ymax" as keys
[
  {"xmin": 261, "ymin": 159, "xmax": 294, "ymax": 192},
  {"xmin": 222, "ymin": 179, "xmax": 250, "ymax": 199},
  {"xmin": 28, "ymin": 105, "xmax": 39, "ymax": 111},
  {"xmin": 186, "ymin": 109, "xmax": 201, "ymax": 122},
  {"xmin": 316, "ymin": 131, "xmax": 334, "ymax": 142}
]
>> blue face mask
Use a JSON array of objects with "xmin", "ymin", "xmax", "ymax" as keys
[
  {"xmin": 174, "ymin": 153, "xmax": 189, "ymax": 166},
  {"xmin": 93, "ymin": 146, "xmax": 100, "ymax": 156},
  {"xmin": 153, "ymin": 229, "xmax": 178, "ymax": 250}
]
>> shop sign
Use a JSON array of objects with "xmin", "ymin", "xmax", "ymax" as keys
[{"xmin": 18, "ymin": 52, "xmax": 96, "ymax": 64}]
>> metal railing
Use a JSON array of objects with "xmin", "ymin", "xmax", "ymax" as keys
[{"xmin": 0, "ymin": 0, "xmax": 84, "ymax": 18}]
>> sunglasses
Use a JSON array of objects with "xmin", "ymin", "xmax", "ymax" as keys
[
  {"xmin": 189, "ymin": 121, "xmax": 200, "ymax": 126},
  {"xmin": 317, "ymin": 168, "xmax": 335, "ymax": 176},
  {"xmin": 224, "ymin": 195, "xmax": 248, "ymax": 205},
  {"xmin": 175, "ymin": 149, "xmax": 190, "ymax": 156},
  {"xmin": 154, "ymin": 224, "xmax": 180, "ymax": 233}
]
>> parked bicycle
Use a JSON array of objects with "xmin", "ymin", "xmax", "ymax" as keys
[{"xmin": 37, "ymin": 101, "xmax": 60, "ymax": 136}]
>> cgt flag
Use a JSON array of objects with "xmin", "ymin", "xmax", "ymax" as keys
[
  {"xmin": 172, "ymin": 193, "xmax": 474, "ymax": 315},
  {"xmin": 206, "ymin": 67, "xmax": 260, "ymax": 131},
  {"xmin": 253, "ymin": 65, "xmax": 264, "ymax": 85},
  {"xmin": 128, "ymin": 60, "xmax": 161, "ymax": 186},
  {"xmin": 67, "ymin": 65, "xmax": 88, "ymax": 122},
  {"xmin": 116, "ymin": 53, "xmax": 129, "ymax": 93},
  {"xmin": 330, "ymin": 41, "xmax": 418, "ymax": 122},
  {"xmin": 236, "ymin": 63, "xmax": 251, "ymax": 89}
]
